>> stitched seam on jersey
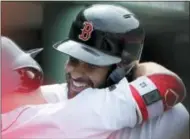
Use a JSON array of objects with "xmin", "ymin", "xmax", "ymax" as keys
[{"xmin": 2, "ymin": 107, "xmax": 30, "ymax": 132}]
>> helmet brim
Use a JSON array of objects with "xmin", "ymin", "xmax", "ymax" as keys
[
  {"xmin": 26, "ymin": 48, "xmax": 43, "ymax": 58},
  {"xmin": 53, "ymin": 40, "xmax": 121, "ymax": 66},
  {"xmin": 2, "ymin": 36, "xmax": 43, "ymax": 70}
]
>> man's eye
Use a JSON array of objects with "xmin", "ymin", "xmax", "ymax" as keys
[
  {"xmin": 88, "ymin": 64, "xmax": 99, "ymax": 69},
  {"xmin": 69, "ymin": 57, "xmax": 79, "ymax": 64}
]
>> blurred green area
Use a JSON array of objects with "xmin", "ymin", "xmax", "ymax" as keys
[{"xmin": 42, "ymin": 2, "xmax": 85, "ymax": 83}]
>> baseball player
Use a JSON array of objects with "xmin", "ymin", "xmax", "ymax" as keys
[
  {"xmin": 2, "ymin": 4, "xmax": 189, "ymax": 139},
  {"xmin": 1, "ymin": 35, "xmax": 45, "ymax": 113}
]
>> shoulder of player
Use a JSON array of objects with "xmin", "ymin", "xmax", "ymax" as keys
[
  {"xmin": 39, "ymin": 83, "xmax": 68, "ymax": 103},
  {"xmin": 171, "ymin": 103, "xmax": 189, "ymax": 120},
  {"xmin": 153, "ymin": 103, "xmax": 189, "ymax": 138},
  {"xmin": 40, "ymin": 83, "xmax": 67, "ymax": 91}
]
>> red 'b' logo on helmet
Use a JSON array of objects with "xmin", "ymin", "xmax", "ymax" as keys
[{"xmin": 79, "ymin": 21, "xmax": 93, "ymax": 41}]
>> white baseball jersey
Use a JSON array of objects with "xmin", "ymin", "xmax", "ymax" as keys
[{"xmin": 2, "ymin": 78, "xmax": 189, "ymax": 139}]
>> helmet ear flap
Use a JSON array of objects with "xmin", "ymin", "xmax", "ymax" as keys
[
  {"xmin": 106, "ymin": 48, "xmax": 141, "ymax": 85},
  {"xmin": 106, "ymin": 60, "xmax": 137, "ymax": 86}
]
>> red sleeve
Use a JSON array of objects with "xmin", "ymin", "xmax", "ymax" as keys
[{"xmin": 129, "ymin": 73, "xmax": 186, "ymax": 123}]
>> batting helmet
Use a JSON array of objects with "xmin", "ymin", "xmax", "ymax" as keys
[
  {"xmin": 53, "ymin": 4, "xmax": 145, "ymax": 84},
  {"xmin": 2, "ymin": 36, "xmax": 43, "ymax": 94}
]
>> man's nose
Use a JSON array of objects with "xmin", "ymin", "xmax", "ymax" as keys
[{"xmin": 71, "ymin": 62, "xmax": 87, "ymax": 79}]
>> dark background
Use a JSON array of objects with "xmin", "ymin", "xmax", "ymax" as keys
[{"xmin": 2, "ymin": 2, "xmax": 189, "ymax": 111}]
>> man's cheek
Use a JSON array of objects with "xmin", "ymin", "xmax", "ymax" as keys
[
  {"xmin": 65, "ymin": 66, "xmax": 69, "ymax": 73},
  {"xmin": 65, "ymin": 63, "xmax": 73, "ymax": 73},
  {"xmin": 92, "ymin": 79, "xmax": 101, "ymax": 88}
]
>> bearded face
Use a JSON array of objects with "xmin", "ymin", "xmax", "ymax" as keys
[{"xmin": 65, "ymin": 57, "xmax": 110, "ymax": 99}]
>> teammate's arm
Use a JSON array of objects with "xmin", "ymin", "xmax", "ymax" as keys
[
  {"xmin": 2, "ymin": 62, "xmax": 188, "ymax": 138},
  {"xmin": 133, "ymin": 62, "xmax": 180, "ymax": 78},
  {"xmin": 2, "ymin": 68, "xmax": 187, "ymax": 138}
]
